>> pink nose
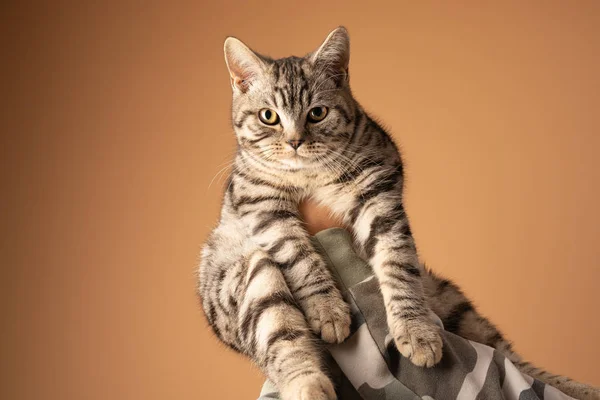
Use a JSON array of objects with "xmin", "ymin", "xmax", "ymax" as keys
[{"xmin": 287, "ymin": 139, "xmax": 305, "ymax": 150}]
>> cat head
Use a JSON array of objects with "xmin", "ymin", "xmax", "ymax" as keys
[{"xmin": 224, "ymin": 27, "xmax": 356, "ymax": 170}]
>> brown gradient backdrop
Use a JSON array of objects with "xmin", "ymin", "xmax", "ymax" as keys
[{"xmin": 2, "ymin": 1, "xmax": 600, "ymax": 399}]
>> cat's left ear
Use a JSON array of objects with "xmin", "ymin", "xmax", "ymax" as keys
[
  {"xmin": 310, "ymin": 26, "xmax": 350, "ymax": 83},
  {"xmin": 224, "ymin": 37, "xmax": 266, "ymax": 93}
]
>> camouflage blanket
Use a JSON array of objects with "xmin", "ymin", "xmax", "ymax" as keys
[{"xmin": 258, "ymin": 228, "xmax": 575, "ymax": 400}]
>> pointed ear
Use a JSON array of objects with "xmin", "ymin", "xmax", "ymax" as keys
[
  {"xmin": 224, "ymin": 37, "xmax": 265, "ymax": 93},
  {"xmin": 310, "ymin": 26, "xmax": 350, "ymax": 82}
]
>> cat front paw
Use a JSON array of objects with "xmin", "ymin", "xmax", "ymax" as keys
[
  {"xmin": 281, "ymin": 372, "xmax": 337, "ymax": 400},
  {"xmin": 392, "ymin": 316, "xmax": 443, "ymax": 367},
  {"xmin": 301, "ymin": 291, "xmax": 350, "ymax": 344}
]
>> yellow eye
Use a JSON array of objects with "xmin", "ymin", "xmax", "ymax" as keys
[
  {"xmin": 258, "ymin": 108, "xmax": 279, "ymax": 125},
  {"xmin": 307, "ymin": 106, "xmax": 328, "ymax": 123}
]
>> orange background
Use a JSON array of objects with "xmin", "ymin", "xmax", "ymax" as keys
[{"xmin": 2, "ymin": 1, "xmax": 599, "ymax": 399}]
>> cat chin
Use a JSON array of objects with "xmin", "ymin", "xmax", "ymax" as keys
[{"xmin": 279, "ymin": 156, "xmax": 309, "ymax": 169}]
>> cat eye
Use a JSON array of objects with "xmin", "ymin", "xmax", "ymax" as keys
[
  {"xmin": 307, "ymin": 106, "xmax": 328, "ymax": 123},
  {"xmin": 258, "ymin": 108, "xmax": 280, "ymax": 125}
]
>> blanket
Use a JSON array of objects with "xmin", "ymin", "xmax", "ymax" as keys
[{"xmin": 257, "ymin": 228, "xmax": 575, "ymax": 400}]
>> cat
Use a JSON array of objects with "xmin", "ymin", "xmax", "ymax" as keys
[{"xmin": 198, "ymin": 27, "xmax": 599, "ymax": 400}]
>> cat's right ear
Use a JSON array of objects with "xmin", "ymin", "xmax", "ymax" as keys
[{"xmin": 224, "ymin": 37, "xmax": 265, "ymax": 93}]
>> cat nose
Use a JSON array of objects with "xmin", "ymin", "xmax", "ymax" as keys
[{"xmin": 287, "ymin": 139, "xmax": 305, "ymax": 150}]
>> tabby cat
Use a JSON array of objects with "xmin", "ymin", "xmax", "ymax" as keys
[{"xmin": 198, "ymin": 27, "xmax": 599, "ymax": 400}]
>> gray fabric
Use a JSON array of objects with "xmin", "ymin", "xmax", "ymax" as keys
[
  {"xmin": 475, "ymin": 351, "xmax": 505, "ymax": 400},
  {"xmin": 258, "ymin": 380, "xmax": 280, "ymax": 399},
  {"xmin": 257, "ymin": 228, "xmax": 575, "ymax": 400}
]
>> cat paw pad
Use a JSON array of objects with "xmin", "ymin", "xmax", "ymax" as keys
[
  {"xmin": 392, "ymin": 317, "xmax": 443, "ymax": 368},
  {"xmin": 301, "ymin": 293, "xmax": 350, "ymax": 344},
  {"xmin": 282, "ymin": 372, "xmax": 337, "ymax": 400}
]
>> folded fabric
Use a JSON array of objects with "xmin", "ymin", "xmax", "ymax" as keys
[{"xmin": 258, "ymin": 228, "xmax": 574, "ymax": 400}]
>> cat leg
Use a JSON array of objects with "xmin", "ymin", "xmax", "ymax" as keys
[
  {"xmin": 342, "ymin": 184, "xmax": 443, "ymax": 367},
  {"xmin": 235, "ymin": 193, "xmax": 350, "ymax": 344},
  {"xmin": 423, "ymin": 269, "xmax": 600, "ymax": 400},
  {"xmin": 199, "ymin": 248, "xmax": 336, "ymax": 400}
]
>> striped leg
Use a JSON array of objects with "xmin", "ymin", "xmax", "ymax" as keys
[
  {"xmin": 351, "ymin": 195, "xmax": 443, "ymax": 367},
  {"xmin": 238, "ymin": 196, "xmax": 350, "ymax": 344},
  {"xmin": 423, "ymin": 269, "xmax": 600, "ymax": 400},
  {"xmin": 200, "ymin": 248, "xmax": 336, "ymax": 400}
]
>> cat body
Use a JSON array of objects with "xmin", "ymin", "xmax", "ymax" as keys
[{"xmin": 198, "ymin": 27, "xmax": 599, "ymax": 400}]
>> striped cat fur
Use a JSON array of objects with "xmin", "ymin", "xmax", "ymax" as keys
[{"xmin": 198, "ymin": 27, "xmax": 599, "ymax": 400}]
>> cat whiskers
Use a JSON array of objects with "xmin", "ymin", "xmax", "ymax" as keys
[
  {"xmin": 331, "ymin": 163, "xmax": 364, "ymax": 202},
  {"xmin": 315, "ymin": 151, "xmax": 359, "ymax": 194},
  {"xmin": 207, "ymin": 161, "xmax": 235, "ymax": 190},
  {"xmin": 257, "ymin": 147, "xmax": 277, "ymax": 163},
  {"xmin": 321, "ymin": 147, "xmax": 379, "ymax": 203},
  {"xmin": 337, "ymin": 143, "xmax": 383, "ymax": 167}
]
